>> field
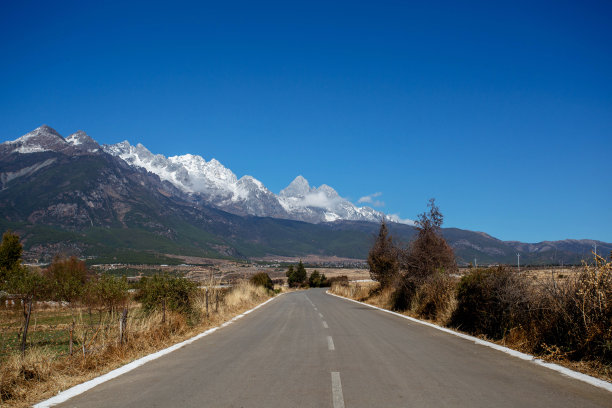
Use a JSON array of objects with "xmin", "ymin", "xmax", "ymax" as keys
[{"xmin": 0, "ymin": 282, "xmax": 274, "ymax": 407}]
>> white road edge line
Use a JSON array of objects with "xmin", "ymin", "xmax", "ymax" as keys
[
  {"xmin": 327, "ymin": 335, "xmax": 335, "ymax": 351},
  {"xmin": 326, "ymin": 291, "xmax": 612, "ymax": 393},
  {"xmin": 331, "ymin": 372, "xmax": 345, "ymax": 408},
  {"xmin": 323, "ymin": 321, "xmax": 329, "ymax": 329},
  {"xmin": 34, "ymin": 294, "xmax": 285, "ymax": 408}
]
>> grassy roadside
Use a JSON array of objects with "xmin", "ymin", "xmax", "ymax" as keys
[
  {"xmin": 1, "ymin": 282, "xmax": 276, "ymax": 408},
  {"xmin": 329, "ymin": 280, "xmax": 612, "ymax": 383}
]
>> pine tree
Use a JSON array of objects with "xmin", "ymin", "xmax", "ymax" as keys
[
  {"xmin": 367, "ymin": 221, "xmax": 399, "ymax": 288},
  {"xmin": 287, "ymin": 261, "xmax": 307, "ymax": 287}
]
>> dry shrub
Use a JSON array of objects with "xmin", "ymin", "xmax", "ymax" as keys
[
  {"xmin": 222, "ymin": 281, "xmax": 267, "ymax": 313},
  {"xmin": 530, "ymin": 256, "xmax": 611, "ymax": 363},
  {"xmin": 329, "ymin": 282, "xmax": 372, "ymax": 301},
  {"xmin": 413, "ymin": 274, "xmax": 456, "ymax": 323},
  {"xmin": 1, "ymin": 348, "xmax": 53, "ymax": 403},
  {"xmin": 450, "ymin": 266, "xmax": 531, "ymax": 340},
  {"xmin": 1, "ymin": 280, "xmax": 273, "ymax": 407},
  {"xmin": 366, "ymin": 284, "xmax": 396, "ymax": 310}
]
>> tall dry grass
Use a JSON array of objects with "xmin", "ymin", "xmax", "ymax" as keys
[
  {"xmin": 330, "ymin": 257, "xmax": 612, "ymax": 380},
  {"xmin": 0, "ymin": 281, "xmax": 273, "ymax": 407},
  {"xmin": 330, "ymin": 282, "xmax": 374, "ymax": 302}
]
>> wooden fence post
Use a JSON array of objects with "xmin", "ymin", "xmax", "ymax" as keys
[
  {"xmin": 69, "ymin": 322, "xmax": 74, "ymax": 356},
  {"xmin": 162, "ymin": 298, "xmax": 166, "ymax": 324},
  {"xmin": 20, "ymin": 296, "xmax": 33, "ymax": 356},
  {"xmin": 119, "ymin": 308, "xmax": 128, "ymax": 346},
  {"xmin": 205, "ymin": 287, "xmax": 209, "ymax": 319}
]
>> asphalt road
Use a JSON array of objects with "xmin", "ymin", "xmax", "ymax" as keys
[{"xmin": 54, "ymin": 289, "xmax": 611, "ymax": 407}]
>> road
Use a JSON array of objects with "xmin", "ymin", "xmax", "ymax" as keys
[{"xmin": 53, "ymin": 289, "xmax": 611, "ymax": 407}]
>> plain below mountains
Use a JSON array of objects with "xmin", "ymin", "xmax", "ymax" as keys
[{"xmin": 1, "ymin": 125, "xmax": 609, "ymax": 265}]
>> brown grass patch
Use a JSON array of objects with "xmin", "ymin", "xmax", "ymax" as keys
[{"xmin": 1, "ymin": 281, "xmax": 274, "ymax": 407}]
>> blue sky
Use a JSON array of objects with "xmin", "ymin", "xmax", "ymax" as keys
[{"xmin": 1, "ymin": 0, "xmax": 610, "ymax": 242}]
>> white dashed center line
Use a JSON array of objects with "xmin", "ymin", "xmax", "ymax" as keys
[
  {"xmin": 322, "ymin": 321, "xmax": 328, "ymax": 329},
  {"xmin": 327, "ymin": 336, "xmax": 335, "ymax": 351},
  {"xmin": 331, "ymin": 372, "xmax": 345, "ymax": 408}
]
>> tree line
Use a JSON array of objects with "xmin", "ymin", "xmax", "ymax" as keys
[{"xmin": 0, "ymin": 230, "xmax": 202, "ymax": 355}]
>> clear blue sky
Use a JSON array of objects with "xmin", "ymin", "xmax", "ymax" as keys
[{"xmin": 1, "ymin": 0, "xmax": 610, "ymax": 242}]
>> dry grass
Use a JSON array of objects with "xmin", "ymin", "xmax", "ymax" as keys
[
  {"xmin": 330, "ymin": 282, "xmax": 374, "ymax": 302},
  {"xmin": 329, "ymin": 269, "xmax": 612, "ymax": 383},
  {"xmin": 0, "ymin": 281, "xmax": 274, "ymax": 407}
]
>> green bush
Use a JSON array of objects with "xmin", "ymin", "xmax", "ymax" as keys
[
  {"xmin": 250, "ymin": 272, "xmax": 273, "ymax": 291},
  {"xmin": 136, "ymin": 273, "xmax": 198, "ymax": 320},
  {"xmin": 286, "ymin": 261, "xmax": 307, "ymax": 287},
  {"xmin": 308, "ymin": 270, "xmax": 328, "ymax": 287},
  {"xmin": 83, "ymin": 274, "xmax": 129, "ymax": 315}
]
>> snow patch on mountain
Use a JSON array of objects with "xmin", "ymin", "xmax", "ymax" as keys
[
  {"xmin": 102, "ymin": 141, "xmax": 284, "ymax": 217},
  {"xmin": 1, "ymin": 126, "xmax": 101, "ymax": 157},
  {"xmin": 101, "ymin": 140, "xmax": 411, "ymax": 225}
]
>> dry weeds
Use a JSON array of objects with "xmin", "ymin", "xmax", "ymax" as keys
[
  {"xmin": 329, "ymin": 273, "xmax": 612, "ymax": 383},
  {"xmin": 1, "ymin": 281, "xmax": 275, "ymax": 407}
]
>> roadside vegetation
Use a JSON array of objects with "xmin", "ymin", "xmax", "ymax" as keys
[
  {"xmin": 331, "ymin": 199, "xmax": 612, "ymax": 380},
  {"xmin": 284, "ymin": 261, "xmax": 330, "ymax": 288},
  {"xmin": 0, "ymin": 230, "xmax": 276, "ymax": 407}
]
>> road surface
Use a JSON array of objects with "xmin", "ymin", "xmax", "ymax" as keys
[{"xmin": 53, "ymin": 289, "xmax": 611, "ymax": 407}]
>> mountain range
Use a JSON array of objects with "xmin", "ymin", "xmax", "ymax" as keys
[{"xmin": 1, "ymin": 125, "xmax": 609, "ymax": 265}]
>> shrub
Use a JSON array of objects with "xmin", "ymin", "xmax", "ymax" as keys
[
  {"xmin": 250, "ymin": 272, "xmax": 273, "ymax": 291},
  {"xmin": 530, "ymin": 256, "xmax": 612, "ymax": 363},
  {"xmin": 83, "ymin": 274, "xmax": 129, "ymax": 316},
  {"xmin": 413, "ymin": 273, "xmax": 456, "ymax": 321},
  {"xmin": 327, "ymin": 275, "xmax": 349, "ymax": 286},
  {"xmin": 136, "ymin": 274, "xmax": 198, "ymax": 321},
  {"xmin": 287, "ymin": 261, "xmax": 307, "ymax": 287},
  {"xmin": 0, "ymin": 230, "xmax": 22, "ymax": 284},
  {"xmin": 43, "ymin": 256, "xmax": 89, "ymax": 308},
  {"xmin": 450, "ymin": 266, "xmax": 531, "ymax": 339},
  {"xmin": 308, "ymin": 270, "xmax": 328, "ymax": 287}
]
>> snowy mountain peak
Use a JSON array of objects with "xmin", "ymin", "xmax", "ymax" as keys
[
  {"xmin": 280, "ymin": 175, "xmax": 312, "ymax": 198},
  {"xmin": 66, "ymin": 131, "xmax": 100, "ymax": 152},
  {"xmin": 1, "ymin": 125, "xmax": 67, "ymax": 155},
  {"xmin": 16, "ymin": 125, "xmax": 63, "ymax": 144},
  {"xmin": 2, "ymin": 125, "xmax": 410, "ymax": 225},
  {"xmin": 317, "ymin": 184, "xmax": 340, "ymax": 198}
]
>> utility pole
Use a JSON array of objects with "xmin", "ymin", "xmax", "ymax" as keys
[
  {"xmin": 517, "ymin": 253, "xmax": 521, "ymax": 273},
  {"xmin": 474, "ymin": 258, "xmax": 477, "ymax": 269}
]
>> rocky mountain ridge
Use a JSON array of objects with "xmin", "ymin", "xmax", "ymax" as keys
[
  {"xmin": 101, "ymin": 137, "xmax": 391, "ymax": 223},
  {"xmin": 1, "ymin": 125, "xmax": 609, "ymax": 265}
]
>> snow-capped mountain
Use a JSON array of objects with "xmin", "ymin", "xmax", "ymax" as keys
[
  {"xmin": 102, "ymin": 141, "xmax": 287, "ymax": 217},
  {"xmin": 2, "ymin": 125, "xmax": 609, "ymax": 265},
  {"xmin": 277, "ymin": 176, "xmax": 386, "ymax": 223},
  {"xmin": 1, "ymin": 125, "xmax": 402, "ymax": 224},
  {"xmin": 0, "ymin": 125, "xmax": 100, "ymax": 158},
  {"xmin": 101, "ymin": 140, "xmax": 393, "ymax": 223}
]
